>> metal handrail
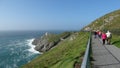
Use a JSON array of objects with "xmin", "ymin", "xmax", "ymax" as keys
[{"xmin": 81, "ymin": 32, "xmax": 91, "ymax": 68}]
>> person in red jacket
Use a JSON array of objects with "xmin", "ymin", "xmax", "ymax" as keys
[{"xmin": 101, "ymin": 32, "xmax": 107, "ymax": 45}]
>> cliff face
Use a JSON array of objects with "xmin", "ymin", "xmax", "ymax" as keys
[{"xmin": 32, "ymin": 32, "xmax": 71, "ymax": 52}]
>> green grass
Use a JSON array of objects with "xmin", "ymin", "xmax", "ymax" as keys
[
  {"xmin": 47, "ymin": 32, "xmax": 71, "ymax": 42},
  {"xmin": 22, "ymin": 31, "xmax": 89, "ymax": 68},
  {"xmin": 111, "ymin": 34, "xmax": 120, "ymax": 48},
  {"xmin": 84, "ymin": 9, "xmax": 120, "ymax": 31}
]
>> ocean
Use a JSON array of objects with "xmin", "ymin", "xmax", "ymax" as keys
[{"xmin": 0, "ymin": 31, "xmax": 62, "ymax": 68}]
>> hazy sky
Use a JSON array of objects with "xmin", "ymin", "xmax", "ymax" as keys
[{"xmin": 0, "ymin": 0, "xmax": 120, "ymax": 31}]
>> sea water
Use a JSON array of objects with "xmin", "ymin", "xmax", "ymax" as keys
[{"xmin": 0, "ymin": 31, "xmax": 62, "ymax": 68}]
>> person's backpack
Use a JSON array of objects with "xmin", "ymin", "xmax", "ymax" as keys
[{"xmin": 108, "ymin": 33, "xmax": 112, "ymax": 38}]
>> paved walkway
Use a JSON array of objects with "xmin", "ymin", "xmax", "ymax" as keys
[{"xmin": 92, "ymin": 35, "xmax": 120, "ymax": 68}]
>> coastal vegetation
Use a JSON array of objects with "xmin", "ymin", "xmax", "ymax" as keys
[
  {"xmin": 112, "ymin": 34, "xmax": 120, "ymax": 48},
  {"xmin": 32, "ymin": 32, "xmax": 72, "ymax": 52},
  {"xmin": 47, "ymin": 32, "xmax": 71, "ymax": 42},
  {"xmin": 22, "ymin": 31, "xmax": 89, "ymax": 68}
]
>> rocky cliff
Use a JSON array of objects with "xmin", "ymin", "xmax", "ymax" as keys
[{"xmin": 32, "ymin": 32, "xmax": 71, "ymax": 52}]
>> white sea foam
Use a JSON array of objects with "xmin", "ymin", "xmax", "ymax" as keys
[{"xmin": 27, "ymin": 39, "xmax": 40, "ymax": 54}]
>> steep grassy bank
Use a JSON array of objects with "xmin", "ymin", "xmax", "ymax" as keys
[
  {"xmin": 84, "ymin": 9, "xmax": 120, "ymax": 48},
  {"xmin": 84, "ymin": 9, "xmax": 120, "ymax": 31},
  {"xmin": 112, "ymin": 34, "xmax": 120, "ymax": 48},
  {"xmin": 22, "ymin": 31, "xmax": 89, "ymax": 68}
]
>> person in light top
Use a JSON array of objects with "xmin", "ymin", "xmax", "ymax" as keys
[{"xmin": 106, "ymin": 30, "xmax": 112, "ymax": 45}]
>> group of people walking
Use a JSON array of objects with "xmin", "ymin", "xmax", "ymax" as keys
[{"xmin": 93, "ymin": 30, "xmax": 112, "ymax": 45}]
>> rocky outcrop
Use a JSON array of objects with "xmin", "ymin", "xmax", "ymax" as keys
[{"xmin": 32, "ymin": 32, "xmax": 71, "ymax": 52}]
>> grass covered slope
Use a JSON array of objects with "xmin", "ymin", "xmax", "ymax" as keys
[
  {"xmin": 84, "ymin": 9, "xmax": 120, "ymax": 48},
  {"xmin": 111, "ymin": 34, "xmax": 120, "ymax": 48},
  {"xmin": 47, "ymin": 32, "xmax": 71, "ymax": 42},
  {"xmin": 22, "ymin": 32, "xmax": 89, "ymax": 68},
  {"xmin": 84, "ymin": 9, "xmax": 120, "ymax": 31}
]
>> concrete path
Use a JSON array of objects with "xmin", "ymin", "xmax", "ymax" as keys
[{"xmin": 92, "ymin": 36, "xmax": 120, "ymax": 68}]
